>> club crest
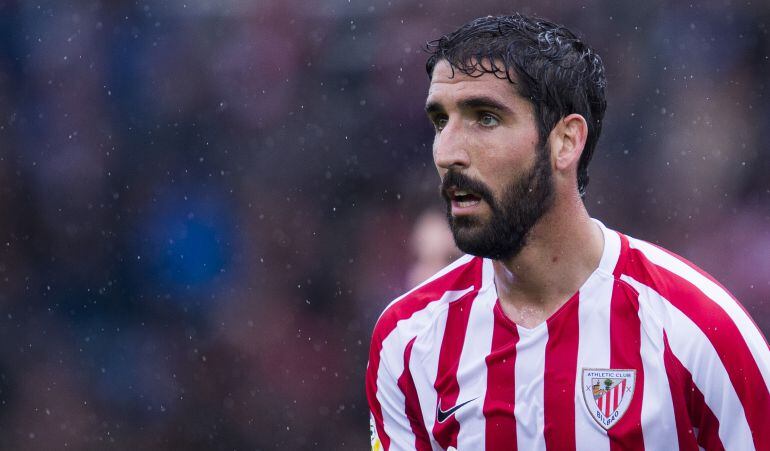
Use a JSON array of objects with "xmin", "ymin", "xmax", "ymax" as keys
[{"xmin": 581, "ymin": 368, "xmax": 636, "ymax": 430}]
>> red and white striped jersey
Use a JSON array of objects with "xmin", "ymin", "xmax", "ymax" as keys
[{"xmin": 366, "ymin": 220, "xmax": 770, "ymax": 450}]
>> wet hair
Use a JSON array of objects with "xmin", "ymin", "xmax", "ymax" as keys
[{"xmin": 426, "ymin": 13, "xmax": 607, "ymax": 197}]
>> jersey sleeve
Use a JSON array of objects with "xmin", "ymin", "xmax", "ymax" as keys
[
  {"xmin": 654, "ymin": 278, "xmax": 770, "ymax": 450},
  {"xmin": 365, "ymin": 324, "xmax": 418, "ymax": 451},
  {"xmin": 624, "ymin": 236, "xmax": 770, "ymax": 450}
]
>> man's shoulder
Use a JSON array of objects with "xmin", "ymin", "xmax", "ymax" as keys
[
  {"xmin": 370, "ymin": 254, "xmax": 485, "ymax": 345},
  {"xmin": 614, "ymin": 230, "xmax": 756, "ymax": 332},
  {"xmin": 615, "ymin": 231, "xmax": 730, "ymax": 302},
  {"xmin": 613, "ymin": 230, "xmax": 770, "ymax": 397}
]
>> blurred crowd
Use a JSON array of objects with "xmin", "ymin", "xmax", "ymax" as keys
[{"xmin": 0, "ymin": 0, "xmax": 768, "ymax": 449}]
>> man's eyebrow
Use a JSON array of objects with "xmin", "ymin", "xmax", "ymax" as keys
[
  {"xmin": 458, "ymin": 96, "xmax": 513, "ymax": 115},
  {"xmin": 424, "ymin": 96, "xmax": 514, "ymax": 116},
  {"xmin": 425, "ymin": 101, "xmax": 443, "ymax": 115}
]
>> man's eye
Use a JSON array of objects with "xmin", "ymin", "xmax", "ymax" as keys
[
  {"xmin": 479, "ymin": 113, "xmax": 499, "ymax": 127},
  {"xmin": 434, "ymin": 117, "xmax": 448, "ymax": 131}
]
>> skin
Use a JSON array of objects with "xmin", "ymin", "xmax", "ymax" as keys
[{"xmin": 426, "ymin": 60, "xmax": 605, "ymax": 329}]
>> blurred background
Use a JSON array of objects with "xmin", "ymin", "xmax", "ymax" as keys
[{"xmin": 0, "ymin": 0, "xmax": 768, "ymax": 449}]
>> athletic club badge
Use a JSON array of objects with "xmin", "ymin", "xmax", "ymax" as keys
[{"xmin": 581, "ymin": 368, "xmax": 636, "ymax": 430}]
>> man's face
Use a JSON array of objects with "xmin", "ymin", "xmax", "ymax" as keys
[{"xmin": 425, "ymin": 60, "xmax": 554, "ymax": 260}]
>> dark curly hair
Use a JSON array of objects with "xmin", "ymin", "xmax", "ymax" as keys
[{"xmin": 426, "ymin": 13, "xmax": 607, "ymax": 198}]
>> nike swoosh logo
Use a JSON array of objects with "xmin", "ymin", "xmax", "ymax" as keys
[{"xmin": 436, "ymin": 397, "xmax": 478, "ymax": 423}]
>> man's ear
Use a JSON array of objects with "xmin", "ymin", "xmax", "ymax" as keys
[{"xmin": 550, "ymin": 113, "xmax": 588, "ymax": 172}]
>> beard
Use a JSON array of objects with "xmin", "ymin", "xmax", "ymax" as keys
[{"xmin": 440, "ymin": 146, "xmax": 554, "ymax": 261}]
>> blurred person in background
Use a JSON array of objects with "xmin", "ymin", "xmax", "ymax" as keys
[
  {"xmin": 406, "ymin": 209, "xmax": 460, "ymax": 288},
  {"xmin": 366, "ymin": 13, "xmax": 770, "ymax": 451}
]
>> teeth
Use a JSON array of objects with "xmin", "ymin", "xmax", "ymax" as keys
[
  {"xmin": 455, "ymin": 190, "xmax": 469, "ymax": 196},
  {"xmin": 456, "ymin": 199, "xmax": 480, "ymax": 208}
]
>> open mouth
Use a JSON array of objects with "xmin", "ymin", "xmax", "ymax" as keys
[{"xmin": 448, "ymin": 188, "xmax": 482, "ymax": 208}]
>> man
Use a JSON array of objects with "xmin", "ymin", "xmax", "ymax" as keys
[{"xmin": 366, "ymin": 13, "xmax": 770, "ymax": 451}]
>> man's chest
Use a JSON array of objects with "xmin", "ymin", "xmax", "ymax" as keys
[{"xmin": 407, "ymin": 307, "xmax": 676, "ymax": 450}]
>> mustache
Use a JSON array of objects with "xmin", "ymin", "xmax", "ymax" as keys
[{"xmin": 440, "ymin": 170, "xmax": 494, "ymax": 204}]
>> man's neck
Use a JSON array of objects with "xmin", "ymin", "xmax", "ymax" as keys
[{"xmin": 492, "ymin": 199, "xmax": 604, "ymax": 329}]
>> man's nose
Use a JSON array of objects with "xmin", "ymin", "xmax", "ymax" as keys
[{"xmin": 433, "ymin": 119, "xmax": 471, "ymax": 170}]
